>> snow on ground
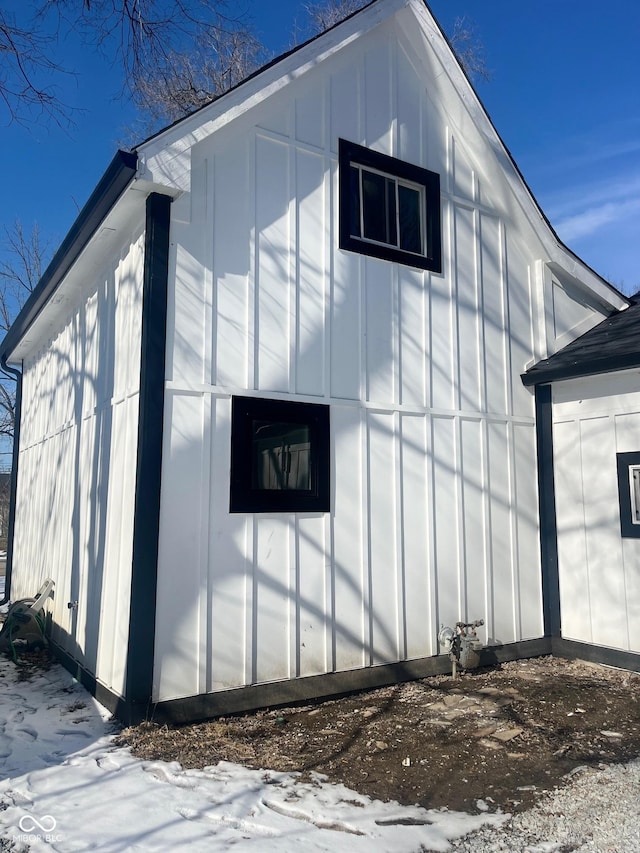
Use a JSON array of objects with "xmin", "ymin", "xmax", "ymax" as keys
[{"xmin": 0, "ymin": 657, "xmax": 506, "ymax": 852}]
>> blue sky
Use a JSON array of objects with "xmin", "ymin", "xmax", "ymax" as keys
[{"xmin": 1, "ymin": 0, "xmax": 639, "ymax": 293}]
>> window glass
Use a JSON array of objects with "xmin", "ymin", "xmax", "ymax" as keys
[
  {"xmin": 398, "ymin": 184, "xmax": 422, "ymax": 254},
  {"xmin": 230, "ymin": 396, "xmax": 330, "ymax": 513},
  {"xmin": 252, "ymin": 421, "xmax": 311, "ymax": 491}
]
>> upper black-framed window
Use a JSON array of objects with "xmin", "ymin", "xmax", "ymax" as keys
[
  {"xmin": 339, "ymin": 138, "xmax": 442, "ymax": 273},
  {"xmin": 616, "ymin": 452, "xmax": 640, "ymax": 538},
  {"xmin": 230, "ymin": 396, "xmax": 330, "ymax": 513}
]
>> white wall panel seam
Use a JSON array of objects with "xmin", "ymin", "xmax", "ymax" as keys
[
  {"xmin": 329, "ymin": 511, "xmax": 337, "ymax": 672},
  {"xmin": 322, "ymin": 512, "xmax": 331, "ymax": 672},
  {"xmin": 362, "ymin": 408, "xmax": 372, "ymax": 667},
  {"xmin": 248, "ymin": 515, "xmax": 257, "ymax": 684},
  {"xmin": 291, "ymin": 516, "xmax": 299, "ymax": 678},
  {"xmin": 576, "ymin": 418, "xmax": 594, "ymax": 643},
  {"xmin": 452, "ymin": 201, "xmax": 462, "ymax": 412},
  {"xmin": 289, "ymin": 134, "xmax": 297, "ymax": 396},
  {"xmin": 323, "ymin": 150, "xmax": 331, "ymax": 400},
  {"xmin": 203, "ymin": 155, "xmax": 214, "ymax": 387},
  {"xmin": 394, "ymin": 410, "xmax": 406, "ymax": 658},
  {"xmin": 424, "ymin": 413, "xmax": 436, "ymax": 655},
  {"xmin": 197, "ymin": 394, "xmax": 211, "ymax": 696},
  {"xmin": 479, "ymin": 417, "xmax": 492, "ymax": 644},
  {"xmin": 483, "ymin": 420, "xmax": 496, "ymax": 641},
  {"xmin": 427, "ymin": 415, "xmax": 439, "ymax": 636},
  {"xmin": 507, "ymin": 420, "xmax": 522, "ymax": 640},
  {"xmin": 453, "ymin": 416, "xmax": 464, "ymax": 619},
  {"xmin": 249, "ymin": 133, "xmax": 257, "ymax": 390},
  {"xmin": 501, "ymin": 222, "xmax": 515, "ymax": 418},
  {"xmin": 613, "ymin": 414, "xmax": 632, "ymax": 650}
]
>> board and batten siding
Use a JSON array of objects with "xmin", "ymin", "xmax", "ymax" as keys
[
  {"xmin": 154, "ymin": 26, "xmax": 565, "ymax": 702},
  {"xmin": 553, "ymin": 371, "xmax": 640, "ymax": 654},
  {"xmin": 12, "ymin": 225, "xmax": 145, "ymax": 696}
]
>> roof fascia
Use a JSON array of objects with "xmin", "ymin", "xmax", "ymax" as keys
[
  {"xmin": 0, "ymin": 150, "xmax": 138, "ymax": 365},
  {"xmin": 522, "ymin": 352, "xmax": 640, "ymax": 387},
  {"xmin": 136, "ymin": 0, "xmax": 410, "ymax": 191}
]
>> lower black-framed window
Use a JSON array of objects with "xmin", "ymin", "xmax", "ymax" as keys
[
  {"xmin": 616, "ymin": 452, "xmax": 640, "ymax": 538},
  {"xmin": 230, "ymin": 396, "xmax": 330, "ymax": 513},
  {"xmin": 339, "ymin": 138, "xmax": 441, "ymax": 273}
]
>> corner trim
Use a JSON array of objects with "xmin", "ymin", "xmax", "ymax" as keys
[
  {"xmin": 535, "ymin": 384, "xmax": 561, "ymax": 637},
  {"xmin": 0, "ymin": 362, "xmax": 22, "ymax": 605},
  {"xmin": 125, "ymin": 192, "xmax": 171, "ymax": 710}
]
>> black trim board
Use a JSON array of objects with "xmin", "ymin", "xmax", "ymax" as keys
[
  {"xmin": 229, "ymin": 396, "xmax": 330, "ymax": 513},
  {"xmin": 551, "ymin": 638, "xmax": 640, "ymax": 673},
  {"xmin": 616, "ymin": 452, "xmax": 640, "ymax": 538},
  {"xmin": 49, "ymin": 640, "xmax": 135, "ymax": 723},
  {"xmin": 49, "ymin": 633, "xmax": 640, "ymax": 726},
  {"xmin": 0, "ymin": 364, "xmax": 22, "ymax": 605},
  {"xmin": 48, "ymin": 637, "xmax": 551, "ymax": 725},
  {"xmin": 125, "ymin": 192, "xmax": 172, "ymax": 710},
  {"xmin": 0, "ymin": 150, "xmax": 138, "ymax": 365},
  {"xmin": 535, "ymin": 384, "xmax": 561, "ymax": 638},
  {"xmin": 149, "ymin": 639, "xmax": 552, "ymax": 725},
  {"xmin": 338, "ymin": 138, "xmax": 442, "ymax": 273}
]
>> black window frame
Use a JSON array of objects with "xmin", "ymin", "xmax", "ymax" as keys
[
  {"xmin": 230, "ymin": 396, "xmax": 330, "ymax": 513},
  {"xmin": 616, "ymin": 452, "xmax": 640, "ymax": 538},
  {"xmin": 339, "ymin": 138, "xmax": 442, "ymax": 273}
]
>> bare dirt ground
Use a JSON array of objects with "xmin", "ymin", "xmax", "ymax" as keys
[{"xmin": 117, "ymin": 656, "xmax": 640, "ymax": 814}]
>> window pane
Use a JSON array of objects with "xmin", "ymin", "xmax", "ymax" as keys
[
  {"xmin": 252, "ymin": 421, "xmax": 311, "ymax": 490},
  {"xmin": 398, "ymin": 185, "xmax": 422, "ymax": 254},
  {"xmin": 362, "ymin": 170, "xmax": 389, "ymax": 244},
  {"xmin": 386, "ymin": 177, "xmax": 397, "ymax": 247},
  {"xmin": 349, "ymin": 165, "xmax": 361, "ymax": 238}
]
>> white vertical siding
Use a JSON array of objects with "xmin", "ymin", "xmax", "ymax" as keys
[
  {"xmin": 553, "ymin": 372, "xmax": 640, "ymax": 654},
  {"xmin": 12, "ymin": 225, "xmax": 145, "ymax": 696},
  {"xmin": 151, "ymin": 24, "xmax": 586, "ymax": 703}
]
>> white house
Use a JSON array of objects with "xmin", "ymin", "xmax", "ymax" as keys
[{"xmin": 0, "ymin": 0, "xmax": 634, "ymax": 724}]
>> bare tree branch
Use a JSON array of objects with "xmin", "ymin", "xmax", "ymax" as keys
[
  {"xmin": 131, "ymin": 24, "xmax": 267, "ymax": 125},
  {"xmin": 0, "ymin": 221, "xmax": 51, "ymax": 440},
  {"xmin": 0, "ymin": 8, "xmax": 72, "ymax": 125},
  {"xmin": 450, "ymin": 16, "xmax": 491, "ymax": 84},
  {"xmin": 1, "ymin": 1, "xmax": 260, "ymax": 126},
  {"xmin": 303, "ymin": 0, "xmax": 368, "ymax": 33}
]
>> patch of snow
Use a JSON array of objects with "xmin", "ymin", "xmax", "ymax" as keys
[
  {"xmin": 2, "ymin": 657, "xmax": 639, "ymax": 852},
  {"xmin": 0, "ymin": 658, "xmax": 506, "ymax": 851}
]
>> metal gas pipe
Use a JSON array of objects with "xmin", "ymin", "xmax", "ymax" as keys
[{"xmin": 438, "ymin": 619, "xmax": 485, "ymax": 679}]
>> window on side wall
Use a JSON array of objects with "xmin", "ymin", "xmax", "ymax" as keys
[
  {"xmin": 339, "ymin": 138, "xmax": 442, "ymax": 273},
  {"xmin": 230, "ymin": 396, "xmax": 330, "ymax": 513},
  {"xmin": 616, "ymin": 452, "xmax": 640, "ymax": 538}
]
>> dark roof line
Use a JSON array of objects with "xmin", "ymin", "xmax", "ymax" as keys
[
  {"xmin": 0, "ymin": 150, "xmax": 138, "ymax": 365},
  {"xmin": 522, "ymin": 297, "xmax": 640, "ymax": 386}
]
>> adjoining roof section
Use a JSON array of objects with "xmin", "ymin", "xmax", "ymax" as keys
[
  {"xmin": 0, "ymin": 150, "xmax": 138, "ymax": 366},
  {"xmin": 522, "ymin": 295, "xmax": 640, "ymax": 386}
]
